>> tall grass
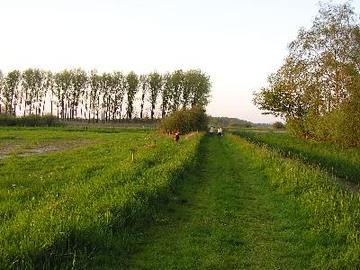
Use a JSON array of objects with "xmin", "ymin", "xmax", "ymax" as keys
[
  {"xmin": 0, "ymin": 129, "xmax": 202, "ymax": 269},
  {"xmin": 233, "ymin": 129, "xmax": 360, "ymax": 183},
  {"xmin": 230, "ymin": 135, "xmax": 360, "ymax": 269}
]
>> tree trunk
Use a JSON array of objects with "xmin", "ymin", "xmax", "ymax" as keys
[{"xmin": 151, "ymin": 104, "xmax": 155, "ymax": 119}]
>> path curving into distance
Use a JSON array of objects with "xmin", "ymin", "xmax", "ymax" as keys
[{"xmin": 122, "ymin": 135, "xmax": 320, "ymax": 269}]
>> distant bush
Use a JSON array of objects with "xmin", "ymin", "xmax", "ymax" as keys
[
  {"xmin": 285, "ymin": 117, "xmax": 312, "ymax": 139},
  {"xmin": 209, "ymin": 116, "xmax": 253, "ymax": 128},
  {"xmin": 0, "ymin": 114, "xmax": 60, "ymax": 127},
  {"xmin": 228, "ymin": 122, "xmax": 252, "ymax": 128},
  {"xmin": 0, "ymin": 114, "xmax": 17, "ymax": 126},
  {"xmin": 272, "ymin": 121, "xmax": 285, "ymax": 129},
  {"xmin": 160, "ymin": 107, "xmax": 208, "ymax": 134}
]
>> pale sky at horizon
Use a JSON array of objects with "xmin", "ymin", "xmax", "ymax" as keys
[{"xmin": 1, "ymin": 0, "xmax": 359, "ymax": 123}]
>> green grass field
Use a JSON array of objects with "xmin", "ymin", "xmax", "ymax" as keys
[
  {"xmin": 0, "ymin": 128, "xmax": 202, "ymax": 269},
  {"xmin": 1, "ymin": 127, "xmax": 360, "ymax": 269},
  {"xmin": 232, "ymin": 128, "xmax": 360, "ymax": 184}
]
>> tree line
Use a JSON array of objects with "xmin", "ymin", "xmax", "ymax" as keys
[
  {"xmin": 0, "ymin": 69, "xmax": 211, "ymax": 121},
  {"xmin": 254, "ymin": 1, "xmax": 360, "ymax": 146}
]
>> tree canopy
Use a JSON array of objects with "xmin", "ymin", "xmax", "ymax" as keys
[
  {"xmin": 0, "ymin": 69, "xmax": 211, "ymax": 122},
  {"xmin": 254, "ymin": 1, "xmax": 360, "ymax": 146}
]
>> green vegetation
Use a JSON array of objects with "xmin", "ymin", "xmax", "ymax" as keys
[
  {"xmin": 0, "ymin": 69, "xmax": 210, "ymax": 122},
  {"xmin": 0, "ymin": 114, "xmax": 60, "ymax": 127},
  {"xmin": 160, "ymin": 107, "xmax": 208, "ymax": 133},
  {"xmin": 254, "ymin": 2, "xmax": 360, "ymax": 146},
  {"xmin": 208, "ymin": 116, "xmax": 253, "ymax": 128},
  {"xmin": 1, "ymin": 127, "xmax": 360, "ymax": 269},
  {"xmin": 126, "ymin": 136, "xmax": 319, "ymax": 269},
  {"xmin": 233, "ymin": 129, "xmax": 360, "ymax": 183},
  {"xmin": 0, "ymin": 128, "xmax": 202, "ymax": 269},
  {"xmin": 272, "ymin": 121, "xmax": 285, "ymax": 129},
  {"xmin": 3, "ymin": 0, "xmax": 360, "ymax": 269},
  {"xmin": 125, "ymin": 135, "xmax": 360, "ymax": 269},
  {"xmin": 228, "ymin": 135, "xmax": 360, "ymax": 268}
]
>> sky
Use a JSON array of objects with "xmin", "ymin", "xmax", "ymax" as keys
[{"xmin": 0, "ymin": 0, "xmax": 359, "ymax": 123}]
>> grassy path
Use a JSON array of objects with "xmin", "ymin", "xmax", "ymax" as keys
[{"xmin": 125, "ymin": 136, "xmax": 318, "ymax": 269}]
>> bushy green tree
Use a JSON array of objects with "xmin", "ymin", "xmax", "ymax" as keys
[
  {"xmin": 160, "ymin": 107, "xmax": 208, "ymax": 134},
  {"xmin": 100, "ymin": 72, "xmax": 112, "ymax": 121},
  {"xmin": 69, "ymin": 69, "xmax": 87, "ymax": 119},
  {"xmin": 21, "ymin": 69, "xmax": 46, "ymax": 116},
  {"xmin": 3, "ymin": 70, "xmax": 21, "ymax": 116},
  {"xmin": 254, "ymin": 1, "xmax": 360, "ymax": 145},
  {"xmin": 88, "ymin": 70, "xmax": 102, "ymax": 121},
  {"xmin": 273, "ymin": 121, "xmax": 285, "ymax": 129},
  {"xmin": 41, "ymin": 71, "xmax": 54, "ymax": 116},
  {"xmin": 53, "ymin": 70, "xmax": 72, "ymax": 119},
  {"xmin": 139, "ymin": 74, "xmax": 148, "ymax": 119},
  {"xmin": 169, "ymin": 70, "xmax": 184, "ymax": 112},
  {"xmin": 0, "ymin": 69, "xmax": 211, "ymax": 123},
  {"xmin": 148, "ymin": 72, "xmax": 162, "ymax": 119},
  {"xmin": 126, "ymin": 71, "xmax": 139, "ymax": 119},
  {"xmin": 161, "ymin": 73, "xmax": 172, "ymax": 118},
  {"xmin": 111, "ymin": 71, "xmax": 126, "ymax": 120}
]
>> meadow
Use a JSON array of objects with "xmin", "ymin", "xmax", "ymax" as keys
[
  {"xmin": 0, "ymin": 127, "xmax": 202, "ymax": 269},
  {"xmin": 228, "ymin": 134, "xmax": 360, "ymax": 268},
  {"xmin": 1, "ymin": 127, "xmax": 360, "ymax": 269},
  {"xmin": 232, "ymin": 129, "xmax": 360, "ymax": 184}
]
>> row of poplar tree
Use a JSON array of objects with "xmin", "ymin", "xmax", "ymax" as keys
[
  {"xmin": 254, "ymin": 2, "xmax": 360, "ymax": 146},
  {"xmin": 0, "ymin": 69, "xmax": 211, "ymax": 121}
]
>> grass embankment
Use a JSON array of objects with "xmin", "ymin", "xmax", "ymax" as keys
[
  {"xmin": 0, "ymin": 128, "xmax": 202, "ymax": 269},
  {"xmin": 233, "ymin": 129, "xmax": 360, "ymax": 182}
]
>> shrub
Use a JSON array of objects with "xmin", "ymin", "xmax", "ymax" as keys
[
  {"xmin": 303, "ymin": 98, "xmax": 360, "ymax": 147},
  {"xmin": 338, "ymin": 99, "xmax": 360, "ymax": 147},
  {"xmin": 160, "ymin": 107, "xmax": 208, "ymax": 134},
  {"xmin": 0, "ymin": 114, "xmax": 60, "ymax": 127},
  {"xmin": 272, "ymin": 121, "xmax": 285, "ymax": 129},
  {"xmin": 0, "ymin": 115, "xmax": 17, "ymax": 126},
  {"xmin": 285, "ymin": 117, "xmax": 310, "ymax": 138}
]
